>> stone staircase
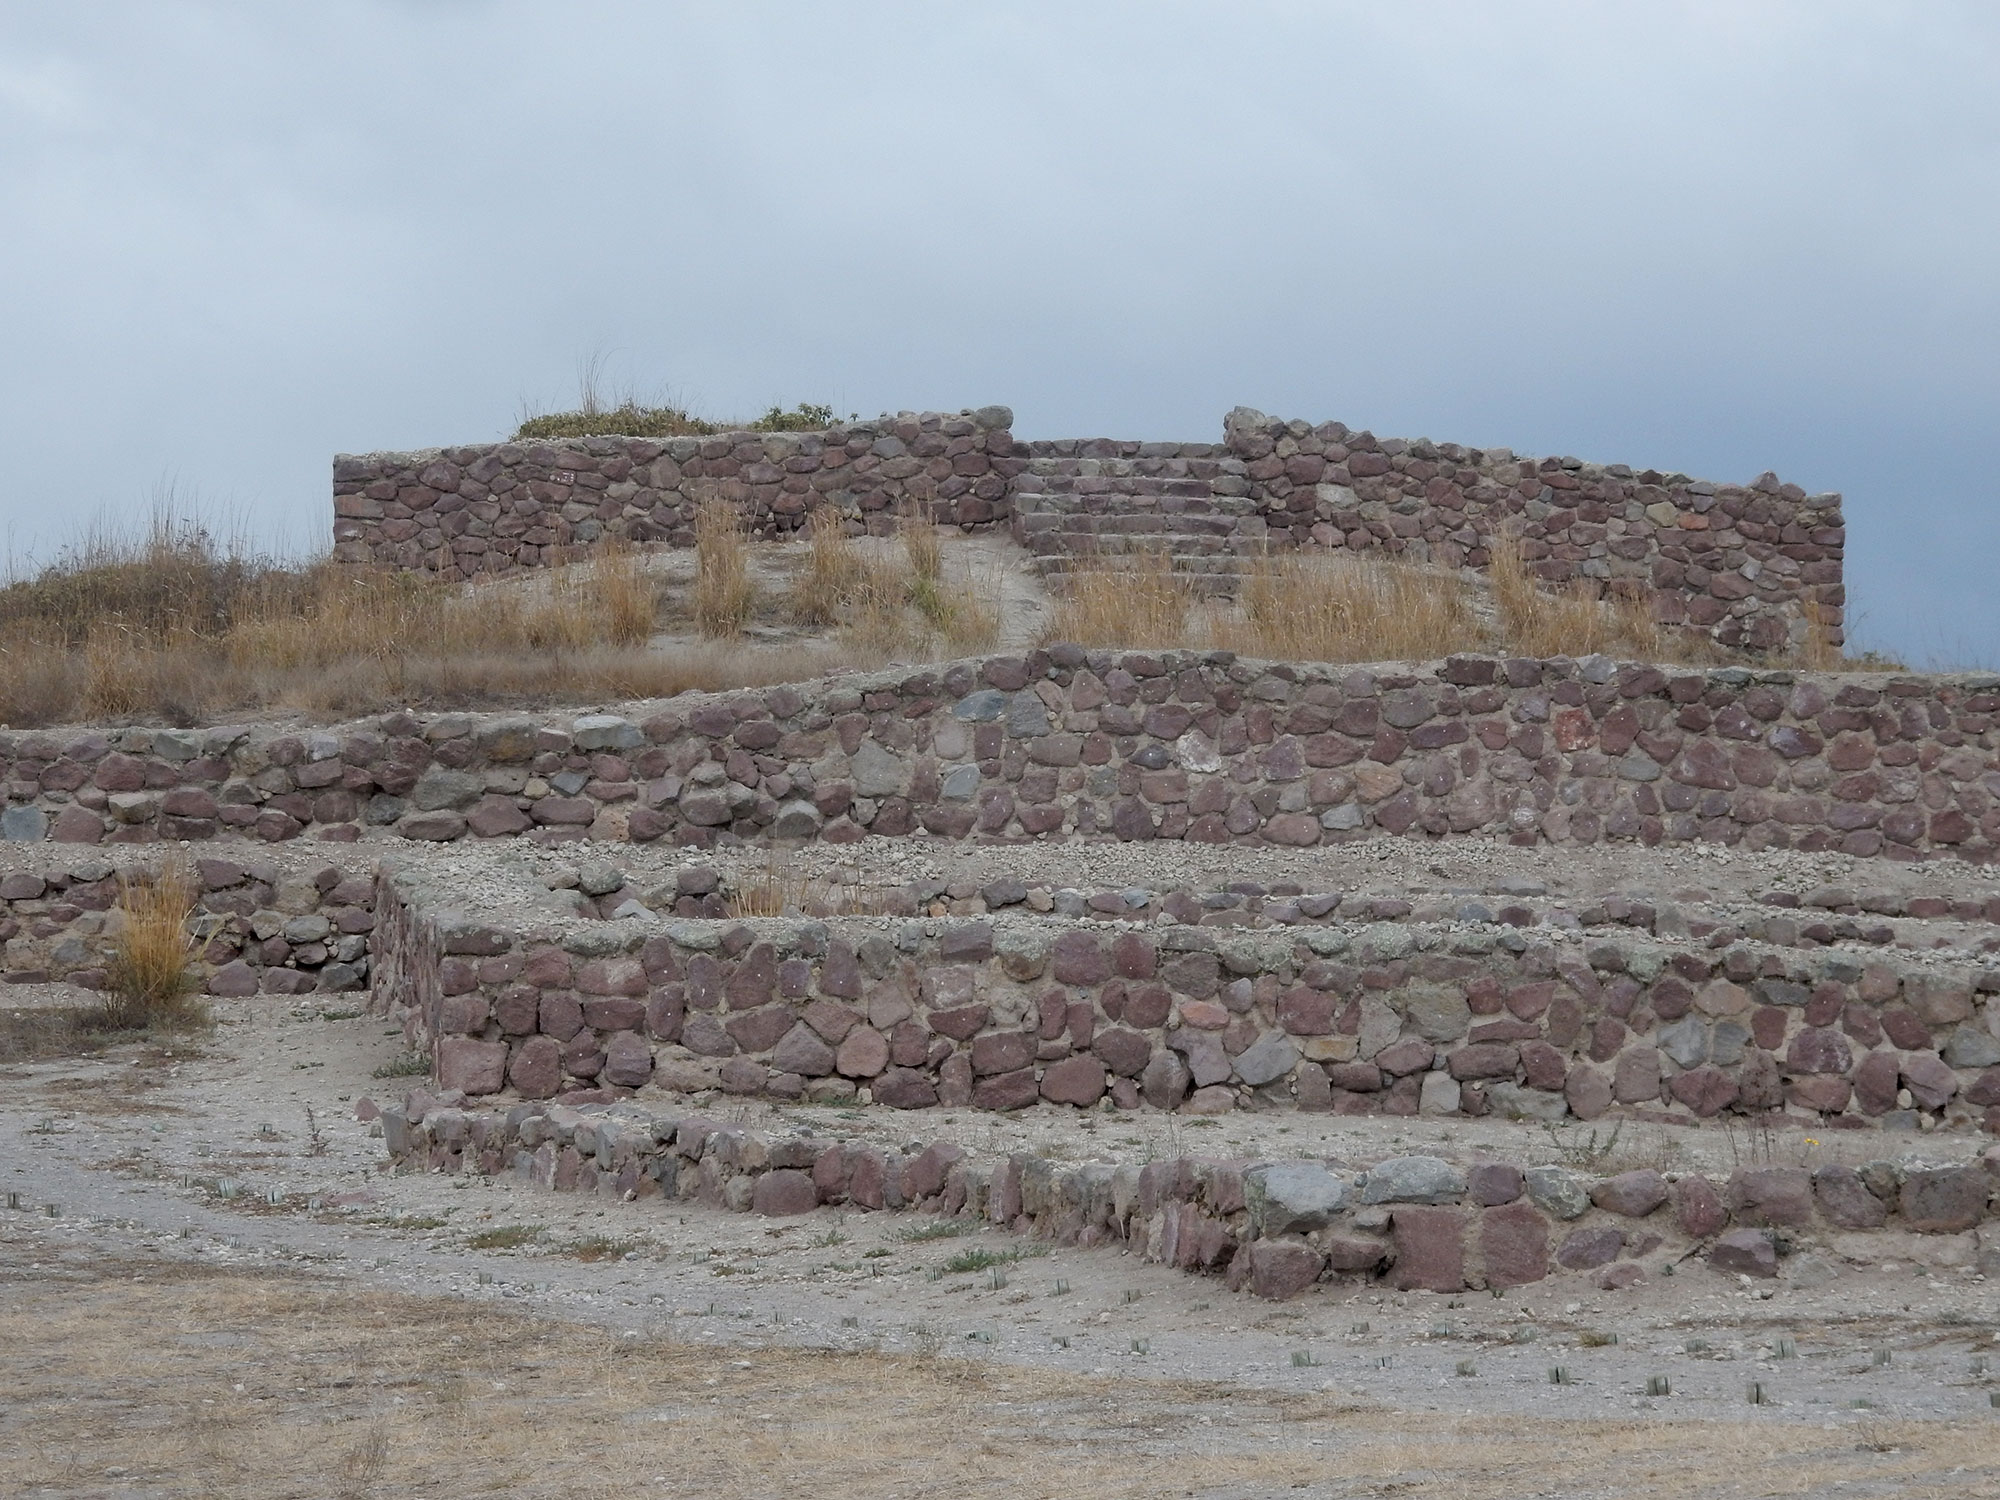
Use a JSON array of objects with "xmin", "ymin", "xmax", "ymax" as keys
[{"xmin": 1009, "ymin": 441, "xmax": 1265, "ymax": 596}]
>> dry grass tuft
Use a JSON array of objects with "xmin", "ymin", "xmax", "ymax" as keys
[
  {"xmin": 1042, "ymin": 551, "xmax": 1199, "ymax": 649},
  {"xmin": 1488, "ymin": 535, "xmax": 1663, "ymax": 660},
  {"xmin": 781, "ymin": 505, "xmax": 999, "ymax": 659},
  {"xmin": 791, "ymin": 508, "xmax": 869, "ymax": 627},
  {"xmin": 725, "ymin": 862, "xmax": 893, "ymax": 919},
  {"xmin": 1220, "ymin": 552, "xmax": 1477, "ymax": 663},
  {"xmin": 103, "ymin": 853, "xmax": 207, "ymax": 1032},
  {"xmin": 693, "ymin": 496, "xmax": 755, "ymax": 639}
]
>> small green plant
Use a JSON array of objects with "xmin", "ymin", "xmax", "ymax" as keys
[
  {"xmin": 1291, "ymin": 1350, "xmax": 1319, "ymax": 1369},
  {"xmin": 563, "ymin": 1236, "xmax": 638, "ymax": 1263},
  {"xmin": 372, "ymin": 1051, "xmax": 431, "ymax": 1079},
  {"xmin": 1579, "ymin": 1330, "xmax": 1618, "ymax": 1349},
  {"xmin": 467, "ymin": 1225, "xmax": 543, "ymax": 1250},
  {"xmin": 749, "ymin": 403, "xmax": 845, "ymax": 432},
  {"xmin": 1647, "ymin": 1375, "xmax": 1671, "ymax": 1397},
  {"xmin": 1455, "ymin": 1360, "xmax": 1477, "ymax": 1378},
  {"xmin": 809, "ymin": 1228, "xmax": 849, "ymax": 1249},
  {"xmin": 940, "ymin": 1245, "xmax": 1040, "ymax": 1276},
  {"xmin": 893, "ymin": 1220, "xmax": 973, "ymax": 1243}
]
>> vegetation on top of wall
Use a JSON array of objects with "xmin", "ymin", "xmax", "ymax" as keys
[{"xmin": 512, "ymin": 400, "xmax": 854, "ymax": 442}]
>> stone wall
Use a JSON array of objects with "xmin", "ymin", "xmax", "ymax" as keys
[
  {"xmin": 0, "ymin": 855, "xmax": 374, "ymax": 996},
  {"xmin": 1219, "ymin": 410, "xmax": 1846, "ymax": 653},
  {"xmin": 333, "ymin": 405, "xmax": 1844, "ymax": 651},
  {"xmin": 380, "ymin": 1092, "xmax": 2000, "ymax": 1300},
  {"xmin": 372, "ymin": 864, "xmax": 2000, "ymax": 1133},
  {"xmin": 4, "ymin": 654, "xmax": 1994, "ymax": 861},
  {"xmin": 332, "ymin": 407, "xmax": 1018, "ymax": 578}
]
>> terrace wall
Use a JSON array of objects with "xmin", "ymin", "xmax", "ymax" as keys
[
  {"xmin": 372, "ymin": 870, "xmax": 2000, "ymax": 1133},
  {"xmin": 3, "ymin": 654, "xmax": 1994, "ymax": 861}
]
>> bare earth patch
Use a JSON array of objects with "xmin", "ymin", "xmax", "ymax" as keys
[{"xmin": 5, "ymin": 1229, "xmax": 1999, "ymax": 1500}]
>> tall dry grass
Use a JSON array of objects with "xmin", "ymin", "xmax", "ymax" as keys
[
  {"xmin": 1041, "ymin": 551, "xmax": 1199, "ymax": 649},
  {"xmin": 102, "ymin": 853, "xmax": 206, "ymax": 1032},
  {"xmin": 1488, "ymin": 535, "xmax": 1661, "ymax": 660},
  {"xmin": 783, "ymin": 504, "xmax": 999, "ymax": 657},
  {"xmin": 1219, "ymin": 552, "xmax": 1478, "ymax": 662},
  {"xmin": 693, "ymin": 497, "xmax": 754, "ymax": 638}
]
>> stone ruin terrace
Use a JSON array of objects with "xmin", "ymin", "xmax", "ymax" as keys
[{"xmin": 4, "ymin": 407, "xmax": 1996, "ymax": 1307}]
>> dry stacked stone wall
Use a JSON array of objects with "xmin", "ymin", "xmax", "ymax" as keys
[
  {"xmin": 378, "ymin": 1093, "xmax": 2000, "ymax": 1300},
  {"xmin": 332, "ymin": 407, "xmax": 1018, "ymax": 577},
  {"xmin": 0, "ymin": 855, "xmax": 374, "ymax": 996},
  {"xmin": 371, "ymin": 864, "xmax": 2000, "ymax": 1134},
  {"xmin": 1218, "ymin": 409, "xmax": 1846, "ymax": 653},
  {"xmin": 335, "ymin": 405, "xmax": 1845, "ymax": 652},
  {"xmin": 5, "ymin": 654, "xmax": 1995, "ymax": 861}
]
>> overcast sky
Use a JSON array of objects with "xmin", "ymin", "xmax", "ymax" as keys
[{"xmin": 2, "ymin": 2, "xmax": 1994, "ymax": 664}]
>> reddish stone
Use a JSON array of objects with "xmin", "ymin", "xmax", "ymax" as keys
[
  {"xmin": 1050, "ymin": 931, "xmax": 1111, "ymax": 984},
  {"xmin": 1669, "ymin": 1066, "xmax": 1739, "ymax": 1117},
  {"xmin": 972, "ymin": 1068, "xmax": 1038, "ymax": 1110},
  {"xmin": 971, "ymin": 1031, "xmax": 1037, "ymax": 1075},
  {"xmin": 752, "ymin": 1169, "xmax": 818, "ymax": 1217},
  {"xmin": 1376, "ymin": 1038, "xmax": 1435, "ymax": 1075},
  {"xmin": 1390, "ymin": 1206, "xmax": 1467, "ymax": 1292},
  {"xmin": 1565, "ymin": 1067, "xmax": 1614, "ymax": 1120},
  {"xmin": 1555, "ymin": 1226, "xmax": 1625, "ymax": 1270},
  {"xmin": 1040, "ymin": 1055, "xmax": 1107, "ymax": 1107},
  {"xmin": 1595, "ymin": 1262, "xmax": 1645, "ymax": 1292},
  {"xmin": 206, "ymin": 960, "xmax": 259, "ymax": 997},
  {"xmin": 1479, "ymin": 1201, "xmax": 1548, "ymax": 1287},
  {"xmin": 928, "ymin": 1004, "xmax": 990, "ymax": 1041},
  {"xmin": 1467, "ymin": 1162, "xmax": 1524, "ymax": 1206},
  {"xmin": 1787, "ymin": 1075, "xmax": 1851, "ymax": 1113},
  {"xmin": 508, "ymin": 1035, "xmax": 561, "ymax": 1098},
  {"xmin": 1852, "ymin": 1050, "xmax": 1901, "ymax": 1113},
  {"xmin": 1674, "ymin": 1174, "xmax": 1727, "ymax": 1238},
  {"xmin": 1093, "ymin": 1028, "xmax": 1152, "ymax": 1077},
  {"xmin": 1519, "ymin": 1041, "xmax": 1567, "ymax": 1090},
  {"xmin": 1248, "ymin": 1239, "xmax": 1325, "ymax": 1300},
  {"xmin": 1786, "ymin": 1027, "xmax": 1852, "ymax": 1074},
  {"xmin": 1725, "ymin": 1167, "xmax": 1813, "ymax": 1226},
  {"xmin": 1901, "ymin": 1052, "xmax": 1959, "ymax": 1111},
  {"xmin": 836, "ymin": 1025, "xmax": 890, "ymax": 1077},
  {"xmin": 1591, "ymin": 1170, "xmax": 1669, "ymax": 1218},
  {"xmin": 601, "ymin": 1030, "xmax": 653, "ymax": 1088},
  {"xmin": 872, "ymin": 1068, "xmax": 939, "ymax": 1109},
  {"xmin": 1811, "ymin": 1164, "xmax": 1887, "ymax": 1229},
  {"xmin": 1448, "ymin": 1043, "xmax": 1519, "ymax": 1080},
  {"xmin": 1707, "ymin": 1228, "xmax": 1777, "ymax": 1278},
  {"xmin": 436, "ymin": 1037, "xmax": 506, "ymax": 1096}
]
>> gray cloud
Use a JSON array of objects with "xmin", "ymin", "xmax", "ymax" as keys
[{"xmin": 2, "ymin": 0, "xmax": 1995, "ymax": 662}]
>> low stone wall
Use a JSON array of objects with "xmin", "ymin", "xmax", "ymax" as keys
[
  {"xmin": 4, "ymin": 654, "xmax": 1994, "ymax": 862},
  {"xmin": 380, "ymin": 1092, "xmax": 2000, "ymax": 1299},
  {"xmin": 0, "ymin": 856, "xmax": 374, "ymax": 996},
  {"xmin": 372, "ymin": 862, "xmax": 2000, "ymax": 1132},
  {"xmin": 1221, "ymin": 410, "xmax": 1846, "ymax": 653},
  {"xmin": 332, "ymin": 408, "xmax": 1018, "ymax": 577}
]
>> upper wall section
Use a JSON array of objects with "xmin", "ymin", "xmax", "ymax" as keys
[
  {"xmin": 332, "ymin": 404, "xmax": 1845, "ymax": 654},
  {"xmin": 332, "ymin": 407, "xmax": 1018, "ymax": 577},
  {"xmin": 1221, "ymin": 410, "xmax": 1846, "ymax": 653}
]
